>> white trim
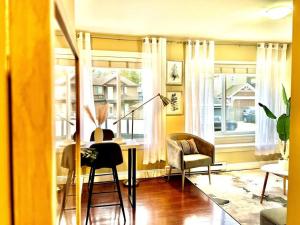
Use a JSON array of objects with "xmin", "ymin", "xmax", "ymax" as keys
[
  {"xmin": 232, "ymin": 96, "xmax": 255, "ymax": 100},
  {"xmin": 215, "ymin": 60, "xmax": 256, "ymax": 65},
  {"xmin": 55, "ymin": 48, "xmax": 74, "ymax": 59},
  {"xmin": 216, "ymin": 143, "xmax": 255, "ymax": 152}
]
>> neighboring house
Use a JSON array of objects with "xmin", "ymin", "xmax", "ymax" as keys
[
  {"xmin": 93, "ymin": 73, "xmax": 143, "ymax": 119},
  {"xmin": 215, "ymin": 83, "xmax": 255, "ymax": 122}
]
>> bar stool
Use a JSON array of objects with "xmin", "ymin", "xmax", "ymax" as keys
[
  {"xmin": 87, "ymin": 129, "xmax": 115, "ymax": 187},
  {"xmin": 85, "ymin": 142, "xmax": 126, "ymax": 225}
]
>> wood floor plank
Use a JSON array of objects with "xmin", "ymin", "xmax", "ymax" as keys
[{"xmin": 60, "ymin": 176, "xmax": 239, "ymax": 225}]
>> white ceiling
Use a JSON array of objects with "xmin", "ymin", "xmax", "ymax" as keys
[{"xmin": 75, "ymin": 0, "xmax": 293, "ymax": 42}]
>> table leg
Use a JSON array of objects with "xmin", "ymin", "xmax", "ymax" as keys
[
  {"xmin": 283, "ymin": 176, "xmax": 287, "ymax": 195},
  {"xmin": 132, "ymin": 147, "xmax": 136, "ymax": 208},
  {"xmin": 128, "ymin": 148, "xmax": 132, "ymax": 198},
  {"xmin": 261, "ymin": 172, "xmax": 269, "ymax": 204},
  {"xmin": 128, "ymin": 148, "xmax": 136, "ymax": 209}
]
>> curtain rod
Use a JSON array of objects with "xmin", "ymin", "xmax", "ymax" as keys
[
  {"xmin": 89, "ymin": 35, "xmax": 259, "ymax": 46},
  {"xmin": 257, "ymin": 43, "xmax": 288, "ymax": 48}
]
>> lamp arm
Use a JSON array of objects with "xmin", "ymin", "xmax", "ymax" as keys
[{"xmin": 113, "ymin": 93, "xmax": 160, "ymax": 125}]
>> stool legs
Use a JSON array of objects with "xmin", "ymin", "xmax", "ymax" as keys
[
  {"xmin": 85, "ymin": 167, "xmax": 95, "ymax": 225},
  {"xmin": 85, "ymin": 166, "xmax": 126, "ymax": 224},
  {"xmin": 113, "ymin": 166, "xmax": 126, "ymax": 222}
]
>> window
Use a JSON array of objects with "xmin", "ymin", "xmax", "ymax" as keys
[
  {"xmin": 107, "ymin": 86, "xmax": 114, "ymax": 100},
  {"xmin": 94, "ymin": 86, "xmax": 103, "ymax": 95},
  {"xmin": 54, "ymin": 65, "xmax": 76, "ymax": 140},
  {"xmin": 214, "ymin": 63, "xmax": 256, "ymax": 134},
  {"xmin": 109, "ymin": 104, "xmax": 114, "ymax": 116},
  {"xmin": 123, "ymin": 86, "xmax": 128, "ymax": 95},
  {"xmin": 92, "ymin": 68, "xmax": 144, "ymax": 139}
]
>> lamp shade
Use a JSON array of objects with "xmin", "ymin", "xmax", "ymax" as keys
[{"xmin": 158, "ymin": 93, "xmax": 171, "ymax": 106}]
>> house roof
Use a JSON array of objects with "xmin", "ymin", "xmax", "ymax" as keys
[
  {"xmin": 226, "ymin": 83, "xmax": 255, "ymax": 98},
  {"xmin": 93, "ymin": 74, "xmax": 138, "ymax": 87}
]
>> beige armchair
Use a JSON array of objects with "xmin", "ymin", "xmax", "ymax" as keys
[{"xmin": 166, "ymin": 133, "xmax": 215, "ymax": 190}]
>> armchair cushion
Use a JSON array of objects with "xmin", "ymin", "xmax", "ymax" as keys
[
  {"xmin": 176, "ymin": 139, "xmax": 199, "ymax": 155},
  {"xmin": 167, "ymin": 133, "xmax": 215, "ymax": 164},
  {"xmin": 183, "ymin": 154, "xmax": 212, "ymax": 169}
]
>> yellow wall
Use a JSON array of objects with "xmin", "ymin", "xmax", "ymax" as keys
[
  {"xmin": 287, "ymin": 0, "xmax": 300, "ymax": 224},
  {"xmin": 91, "ymin": 34, "xmax": 142, "ymax": 52},
  {"xmin": 215, "ymin": 44, "xmax": 257, "ymax": 61}
]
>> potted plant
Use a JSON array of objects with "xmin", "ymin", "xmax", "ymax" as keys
[{"xmin": 258, "ymin": 85, "xmax": 290, "ymax": 169}]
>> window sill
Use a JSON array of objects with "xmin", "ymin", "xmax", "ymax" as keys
[
  {"xmin": 216, "ymin": 142, "xmax": 255, "ymax": 153},
  {"xmin": 215, "ymin": 132, "xmax": 255, "ymax": 138},
  {"xmin": 215, "ymin": 133, "xmax": 255, "ymax": 146}
]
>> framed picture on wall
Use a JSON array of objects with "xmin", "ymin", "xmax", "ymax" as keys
[
  {"xmin": 166, "ymin": 61, "xmax": 183, "ymax": 85},
  {"xmin": 166, "ymin": 91, "xmax": 183, "ymax": 115}
]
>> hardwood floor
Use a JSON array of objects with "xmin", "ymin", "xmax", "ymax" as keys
[{"xmin": 77, "ymin": 176, "xmax": 239, "ymax": 225}]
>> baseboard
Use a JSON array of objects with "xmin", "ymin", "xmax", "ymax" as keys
[{"xmin": 56, "ymin": 160, "xmax": 278, "ymax": 184}]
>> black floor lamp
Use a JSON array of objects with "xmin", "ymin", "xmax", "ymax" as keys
[
  {"xmin": 113, "ymin": 93, "xmax": 170, "ymax": 186},
  {"xmin": 113, "ymin": 93, "xmax": 170, "ymax": 139}
]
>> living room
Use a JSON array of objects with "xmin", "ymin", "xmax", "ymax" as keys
[{"xmin": 1, "ymin": 0, "xmax": 300, "ymax": 225}]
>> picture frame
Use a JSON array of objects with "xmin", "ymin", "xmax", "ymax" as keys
[
  {"xmin": 166, "ymin": 61, "xmax": 183, "ymax": 85},
  {"xmin": 166, "ymin": 91, "xmax": 183, "ymax": 115}
]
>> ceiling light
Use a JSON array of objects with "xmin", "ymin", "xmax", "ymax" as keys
[{"xmin": 265, "ymin": 6, "xmax": 293, "ymax": 20}]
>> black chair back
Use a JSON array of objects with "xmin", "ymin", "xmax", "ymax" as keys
[
  {"xmin": 90, "ymin": 143, "xmax": 123, "ymax": 169},
  {"xmin": 90, "ymin": 129, "xmax": 114, "ymax": 141}
]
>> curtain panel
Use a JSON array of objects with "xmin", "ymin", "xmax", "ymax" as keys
[
  {"xmin": 78, "ymin": 32, "xmax": 96, "ymax": 141},
  {"xmin": 142, "ymin": 37, "xmax": 167, "ymax": 164},
  {"xmin": 185, "ymin": 40, "xmax": 215, "ymax": 144},
  {"xmin": 255, "ymin": 43, "xmax": 287, "ymax": 155}
]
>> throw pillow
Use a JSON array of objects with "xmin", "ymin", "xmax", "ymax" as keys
[{"xmin": 176, "ymin": 138, "xmax": 199, "ymax": 155}]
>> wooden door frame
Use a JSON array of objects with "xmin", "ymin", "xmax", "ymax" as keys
[
  {"xmin": 287, "ymin": 0, "xmax": 300, "ymax": 224},
  {"xmin": 9, "ymin": 0, "xmax": 79, "ymax": 224},
  {"xmin": 0, "ymin": 0, "xmax": 12, "ymax": 224}
]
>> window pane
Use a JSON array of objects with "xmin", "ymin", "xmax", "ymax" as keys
[
  {"xmin": 54, "ymin": 66, "xmax": 75, "ymax": 140},
  {"xmin": 92, "ymin": 68, "xmax": 117, "ymax": 134},
  {"xmin": 225, "ymin": 75, "xmax": 256, "ymax": 132},
  {"xmin": 214, "ymin": 75, "xmax": 222, "ymax": 132},
  {"xmin": 120, "ymin": 69, "xmax": 144, "ymax": 139},
  {"xmin": 92, "ymin": 68, "xmax": 144, "ymax": 140}
]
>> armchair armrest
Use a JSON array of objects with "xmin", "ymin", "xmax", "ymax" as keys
[
  {"xmin": 166, "ymin": 138, "xmax": 183, "ymax": 170},
  {"xmin": 193, "ymin": 137, "xmax": 215, "ymax": 164}
]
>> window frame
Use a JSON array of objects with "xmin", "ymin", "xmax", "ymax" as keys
[
  {"xmin": 214, "ymin": 61, "xmax": 256, "ymax": 137},
  {"xmin": 91, "ymin": 50, "xmax": 143, "ymax": 139}
]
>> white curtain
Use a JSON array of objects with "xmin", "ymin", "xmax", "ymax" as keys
[
  {"xmin": 185, "ymin": 40, "xmax": 215, "ymax": 144},
  {"xmin": 255, "ymin": 43, "xmax": 287, "ymax": 155},
  {"xmin": 78, "ymin": 32, "xmax": 96, "ymax": 141},
  {"xmin": 142, "ymin": 37, "xmax": 167, "ymax": 164}
]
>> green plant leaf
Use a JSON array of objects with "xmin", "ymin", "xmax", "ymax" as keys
[
  {"xmin": 277, "ymin": 114, "xmax": 290, "ymax": 141},
  {"xmin": 287, "ymin": 97, "xmax": 291, "ymax": 116},
  {"xmin": 282, "ymin": 84, "xmax": 288, "ymax": 105},
  {"xmin": 258, "ymin": 103, "xmax": 277, "ymax": 119}
]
